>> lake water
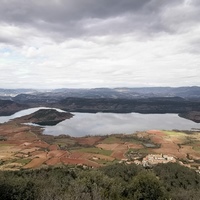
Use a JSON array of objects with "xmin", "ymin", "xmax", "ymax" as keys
[{"xmin": 0, "ymin": 107, "xmax": 199, "ymax": 137}]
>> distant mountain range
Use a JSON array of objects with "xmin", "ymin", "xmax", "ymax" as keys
[
  {"xmin": 1, "ymin": 86, "xmax": 200, "ymax": 101},
  {"xmin": 0, "ymin": 89, "xmax": 38, "ymax": 98},
  {"xmin": 0, "ymin": 87, "xmax": 200, "ymax": 120}
]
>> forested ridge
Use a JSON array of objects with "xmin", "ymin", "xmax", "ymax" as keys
[{"xmin": 0, "ymin": 163, "xmax": 200, "ymax": 200}]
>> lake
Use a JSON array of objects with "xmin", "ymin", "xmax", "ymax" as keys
[{"xmin": 0, "ymin": 107, "xmax": 199, "ymax": 137}]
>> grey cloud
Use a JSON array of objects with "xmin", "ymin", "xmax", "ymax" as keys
[
  {"xmin": 0, "ymin": 0, "xmax": 191, "ymax": 44},
  {"xmin": 0, "ymin": 0, "xmax": 150, "ymax": 22},
  {"xmin": 184, "ymin": 37, "xmax": 200, "ymax": 54},
  {"xmin": 0, "ymin": 36, "xmax": 21, "ymax": 46}
]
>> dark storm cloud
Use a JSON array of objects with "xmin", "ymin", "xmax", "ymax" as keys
[
  {"xmin": 0, "ymin": 0, "xmax": 152, "ymax": 22},
  {"xmin": 0, "ymin": 0, "xmax": 185, "ymax": 43}
]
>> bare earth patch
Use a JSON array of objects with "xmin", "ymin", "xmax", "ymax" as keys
[{"xmin": 23, "ymin": 157, "xmax": 48, "ymax": 169}]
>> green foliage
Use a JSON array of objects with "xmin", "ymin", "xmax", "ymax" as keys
[
  {"xmin": 0, "ymin": 163, "xmax": 199, "ymax": 199},
  {"xmin": 120, "ymin": 135, "xmax": 142, "ymax": 144},
  {"xmin": 67, "ymin": 170, "xmax": 123, "ymax": 200},
  {"xmin": 153, "ymin": 163, "xmax": 200, "ymax": 199},
  {"xmin": 100, "ymin": 163, "xmax": 143, "ymax": 182},
  {"xmin": 15, "ymin": 159, "xmax": 32, "ymax": 165},
  {"xmin": 74, "ymin": 147, "xmax": 112, "ymax": 156},
  {"xmin": 102, "ymin": 136, "xmax": 122, "ymax": 144},
  {"xmin": 0, "ymin": 167, "xmax": 77, "ymax": 200},
  {"xmin": 128, "ymin": 172, "xmax": 168, "ymax": 200},
  {"xmin": 154, "ymin": 163, "xmax": 200, "ymax": 190}
]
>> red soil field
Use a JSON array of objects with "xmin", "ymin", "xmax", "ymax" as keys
[
  {"xmin": 147, "ymin": 130, "xmax": 166, "ymax": 136},
  {"xmin": 111, "ymin": 150, "xmax": 126, "ymax": 160},
  {"xmin": 23, "ymin": 157, "xmax": 48, "ymax": 169},
  {"xmin": 46, "ymin": 157, "xmax": 62, "ymax": 166},
  {"xmin": 47, "ymin": 150, "xmax": 69, "ymax": 158},
  {"xmin": 48, "ymin": 144, "xmax": 59, "ymax": 151},
  {"xmin": 96, "ymin": 143, "xmax": 120, "ymax": 150}
]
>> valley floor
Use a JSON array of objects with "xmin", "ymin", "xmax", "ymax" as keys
[{"xmin": 0, "ymin": 121, "xmax": 200, "ymax": 171}]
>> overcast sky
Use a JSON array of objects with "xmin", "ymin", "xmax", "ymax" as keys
[{"xmin": 0, "ymin": 0, "xmax": 199, "ymax": 89}]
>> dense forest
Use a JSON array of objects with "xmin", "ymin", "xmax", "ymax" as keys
[{"xmin": 0, "ymin": 163, "xmax": 200, "ymax": 200}]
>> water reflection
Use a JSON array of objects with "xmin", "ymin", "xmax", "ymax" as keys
[
  {"xmin": 0, "ymin": 108, "xmax": 199, "ymax": 137},
  {"xmin": 44, "ymin": 112, "xmax": 200, "ymax": 137}
]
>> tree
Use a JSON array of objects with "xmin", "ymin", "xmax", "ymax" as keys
[{"xmin": 128, "ymin": 172, "xmax": 168, "ymax": 200}]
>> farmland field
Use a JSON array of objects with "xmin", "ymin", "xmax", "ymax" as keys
[{"xmin": 0, "ymin": 119, "xmax": 200, "ymax": 170}]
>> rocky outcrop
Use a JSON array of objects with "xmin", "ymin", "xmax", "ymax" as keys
[{"xmin": 14, "ymin": 109, "xmax": 73, "ymax": 125}]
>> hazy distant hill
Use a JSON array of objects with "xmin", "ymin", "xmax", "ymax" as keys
[
  {"xmin": 51, "ymin": 87, "xmax": 200, "ymax": 99},
  {"xmin": 9, "ymin": 86, "xmax": 200, "ymax": 103},
  {"xmin": 0, "ymin": 87, "xmax": 200, "ymax": 116},
  {"xmin": 0, "ymin": 100, "xmax": 28, "ymax": 116},
  {"xmin": 0, "ymin": 89, "xmax": 38, "ymax": 97},
  {"xmin": 57, "ymin": 97, "xmax": 200, "ymax": 114}
]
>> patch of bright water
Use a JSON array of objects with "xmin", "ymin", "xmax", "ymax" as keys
[{"xmin": 0, "ymin": 108, "xmax": 199, "ymax": 137}]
